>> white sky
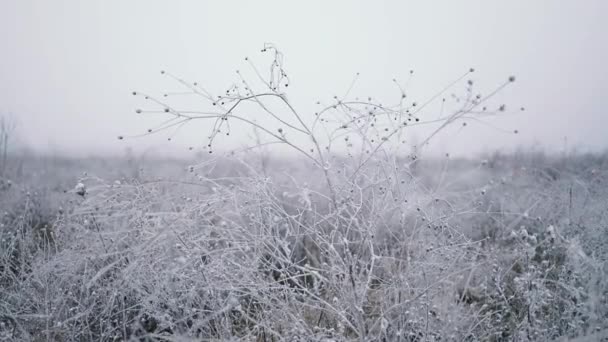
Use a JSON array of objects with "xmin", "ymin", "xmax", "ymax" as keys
[{"xmin": 1, "ymin": 0, "xmax": 607, "ymax": 157}]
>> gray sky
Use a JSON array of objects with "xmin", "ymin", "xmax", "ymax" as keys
[{"xmin": 1, "ymin": 0, "xmax": 607, "ymax": 157}]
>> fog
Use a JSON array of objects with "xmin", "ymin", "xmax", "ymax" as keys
[
  {"xmin": 3, "ymin": 3, "xmax": 608, "ymax": 340},
  {"xmin": 1, "ymin": 0, "xmax": 607, "ymax": 157}
]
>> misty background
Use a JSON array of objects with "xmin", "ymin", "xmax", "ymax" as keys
[{"xmin": 1, "ymin": 0, "xmax": 607, "ymax": 158}]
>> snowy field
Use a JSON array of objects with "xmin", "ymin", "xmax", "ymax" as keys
[{"xmin": 0, "ymin": 150, "xmax": 606, "ymax": 341}]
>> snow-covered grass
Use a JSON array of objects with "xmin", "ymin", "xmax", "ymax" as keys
[{"xmin": 1, "ymin": 153, "xmax": 606, "ymax": 341}]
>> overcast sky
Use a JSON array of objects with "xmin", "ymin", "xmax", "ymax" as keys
[{"xmin": 1, "ymin": 0, "xmax": 607, "ymax": 157}]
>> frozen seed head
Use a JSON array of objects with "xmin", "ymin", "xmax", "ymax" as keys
[
  {"xmin": 469, "ymin": 67, "xmax": 475, "ymax": 73},
  {"xmin": 277, "ymin": 128, "xmax": 283, "ymax": 133},
  {"xmin": 117, "ymin": 135, "xmax": 124, "ymax": 140},
  {"xmin": 508, "ymin": 76, "xmax": 516, "ymax": 82},
  {"xmin": 514, "ymin": 129, "xmax": 519, "ymax": 134},
  {"xmin": 160, "ymin": 70, "xmax": 165, "ymax": 74},
  {"xmin": 132, "ymin": 91, "xmax": 137, "ymax": 96},
  {"xmin": 75, "ymin": 182, "xmax": 86, "ymax": 197},
  {"xmin": 164, "ymin": 108, "xmax": 170, "ymax": 113},
  {"xmin": 135, "ymin": 109, "xmax": 142, "ymax": 114}
]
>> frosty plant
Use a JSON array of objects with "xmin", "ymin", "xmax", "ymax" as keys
[
  {"xmin": 0, "ymin": 115, "xmax": 16, "ymax": 178},
  {"xmin": 109, "ymin": 46, "xmax": 528, "ymax": 339},
  {"xmin": 125, "ymin": 43, "xmax": 519, "ymax": 208}
]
